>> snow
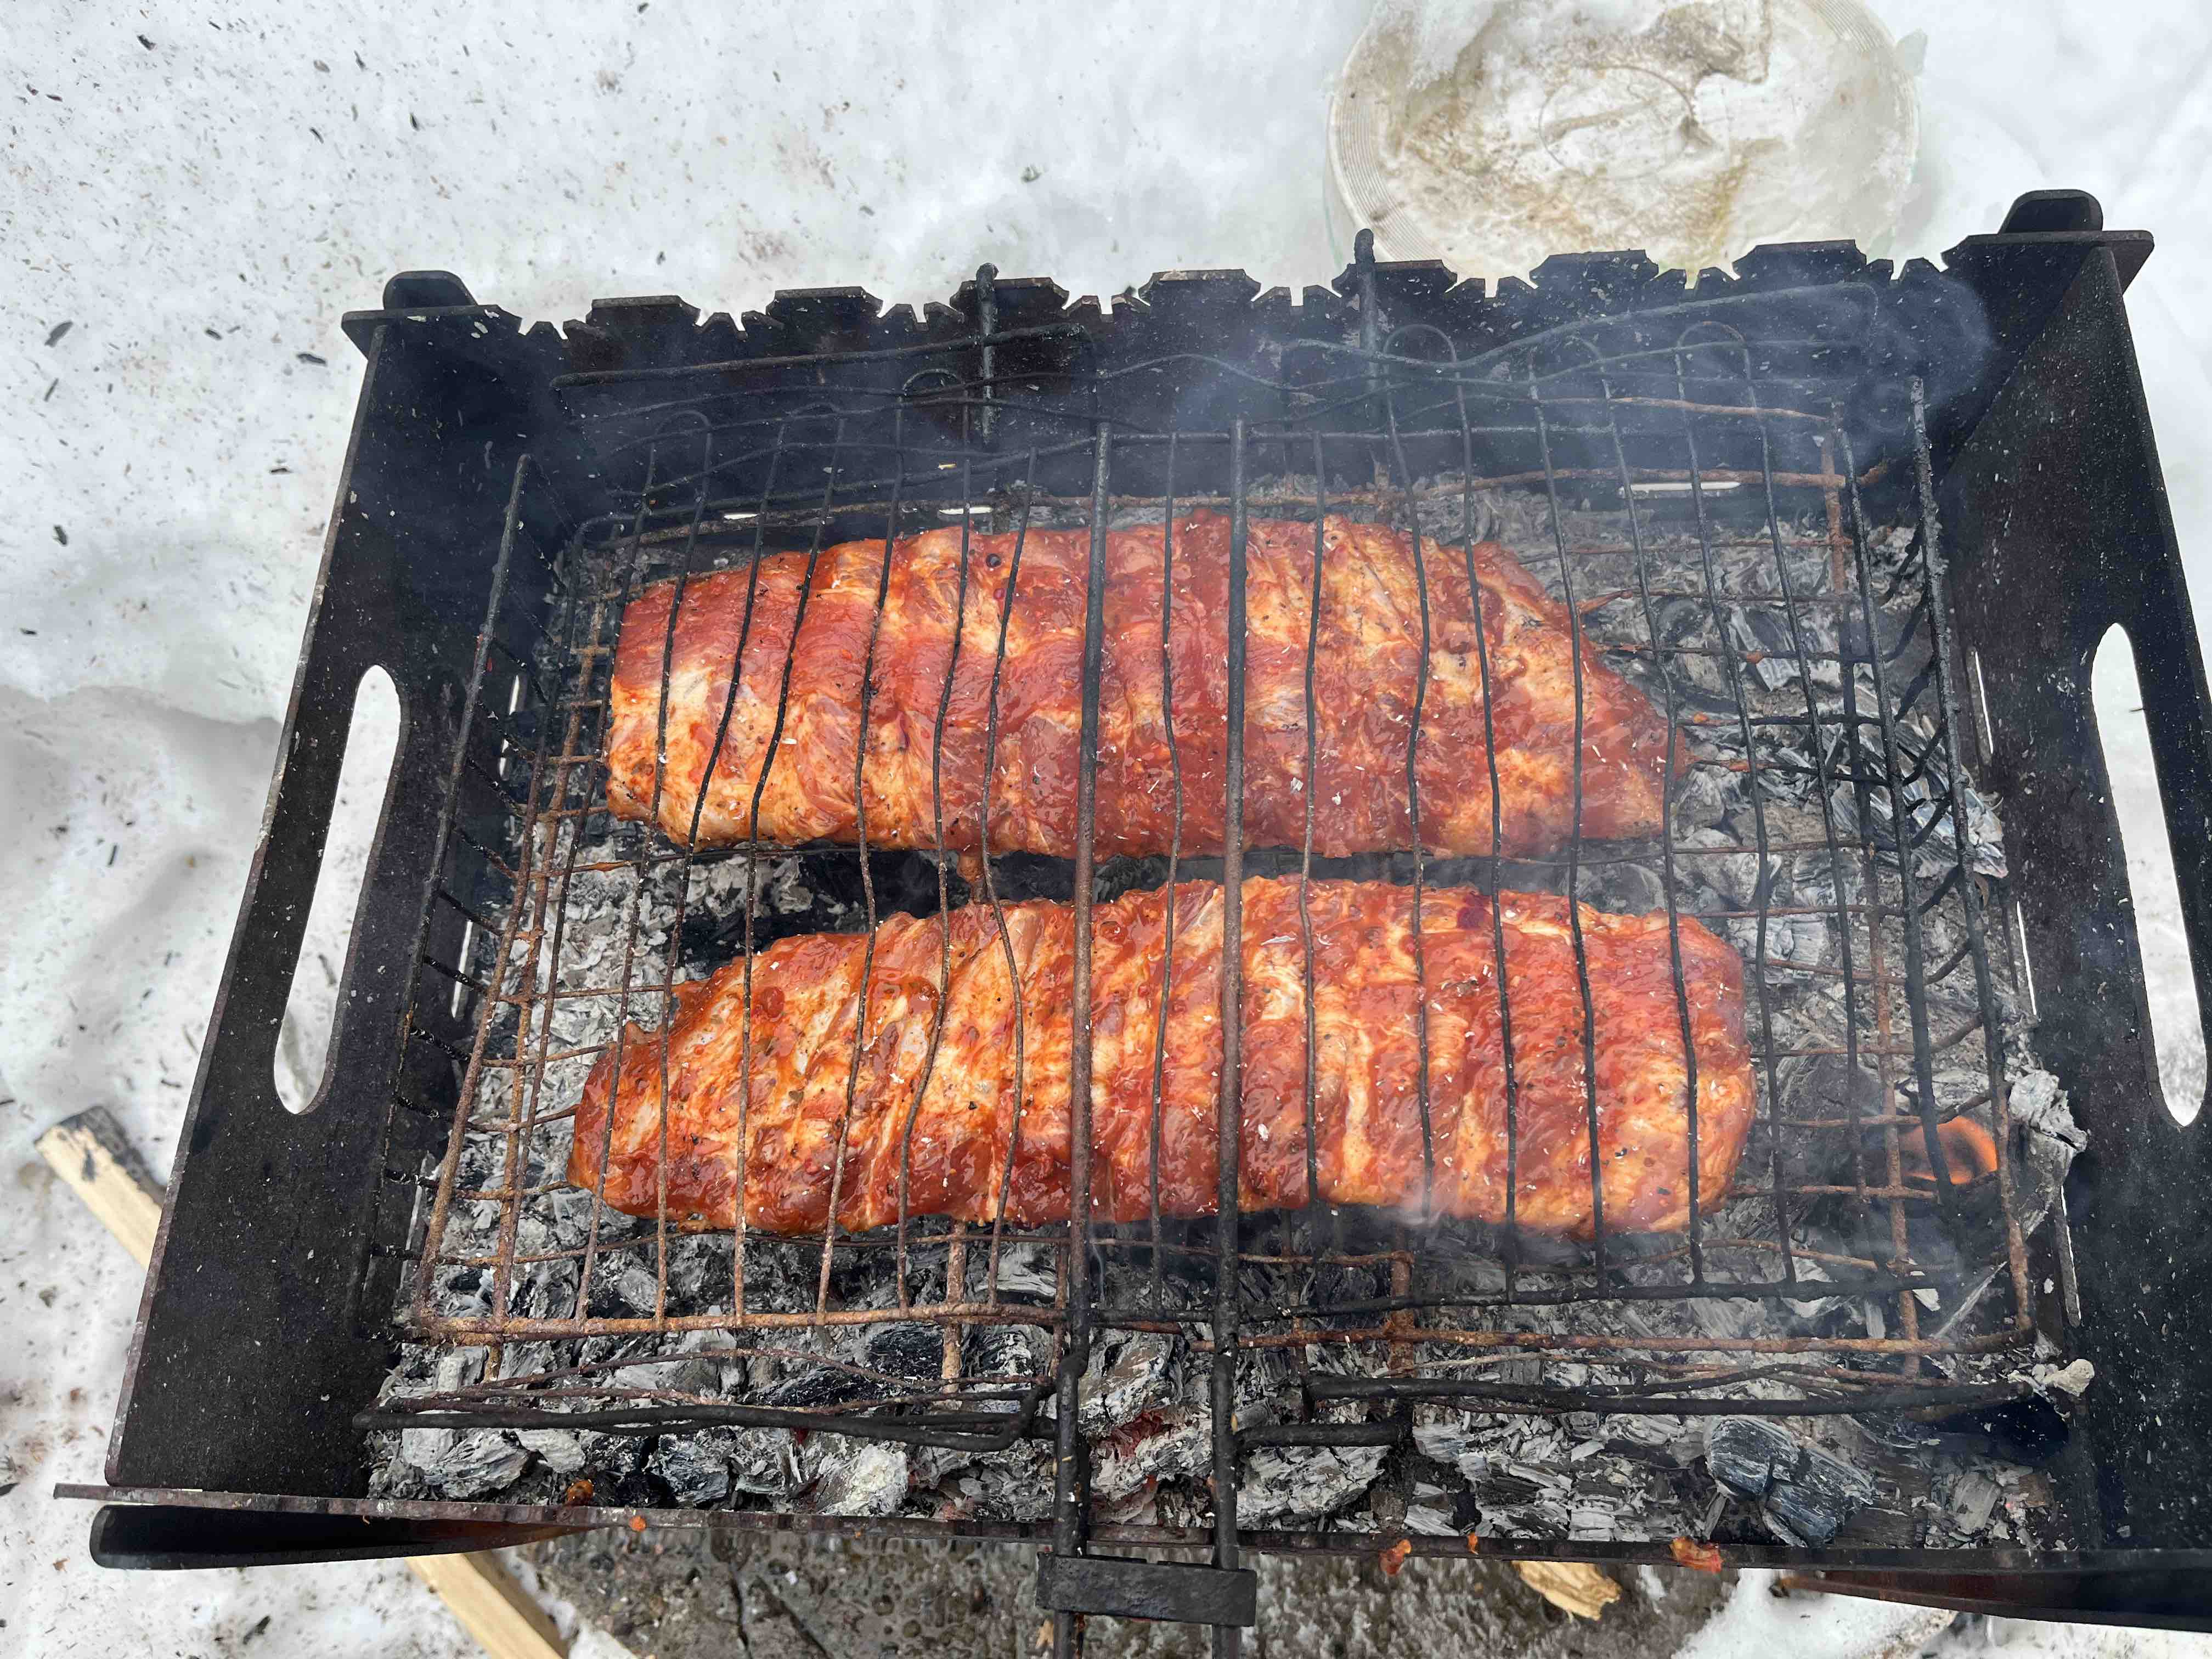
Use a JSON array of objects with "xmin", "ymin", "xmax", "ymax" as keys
[{"xmin": 6, "ymin": 0, "xmax": 2211, "ymax": 1654}]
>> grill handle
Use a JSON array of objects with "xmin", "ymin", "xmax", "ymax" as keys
[
  {"xmin": 107, "ymin": 296, "xmax": 540, "ymax": 1498},
  {"xmin": 1943, "ymin": 222, "xmax": 2212, "ymax": 1551},
  {"xmin": 1948, "ymin": 234, "xmax": 2212, "ymax": 1131},
  {"xmin": 1036, "ymin": 1555, "xmax": 1258, "ymax": 1629}
]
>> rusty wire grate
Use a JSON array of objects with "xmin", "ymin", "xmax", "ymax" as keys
[{"xmin": 360, "ymin": 255, "xmax": 2051, "ymax": 1553}]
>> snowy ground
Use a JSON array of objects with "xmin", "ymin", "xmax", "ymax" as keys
[{"xmin": 6, "ymin": 1, "xmax": 2212, "ymax": 1654}]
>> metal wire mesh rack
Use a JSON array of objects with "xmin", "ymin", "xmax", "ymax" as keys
[{"xmin": 347, "ymin": 234, "xmax": 2057, "ymax": 1589}]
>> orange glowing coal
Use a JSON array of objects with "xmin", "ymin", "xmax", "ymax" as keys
[{"xmin": 1898, "ymin": 1117, "xmax": 1999, "ymax": 1186}]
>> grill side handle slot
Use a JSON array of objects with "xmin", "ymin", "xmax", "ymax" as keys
[
  {"xmin": 104, "ymin": 301, "xmax": 555, "ymax": 1508},
  {"xmin": 1942, "ymin": 229, "xmax": 2212, "ymax": 1555}
]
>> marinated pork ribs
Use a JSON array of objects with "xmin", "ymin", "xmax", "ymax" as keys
[
  {"xmin": 567, "ymin": 877, "xmax": 1753, "ymax": 1239},
  {"xmin": 603, "ymin": 514, "xmax": 1677, "ymax": 860}
]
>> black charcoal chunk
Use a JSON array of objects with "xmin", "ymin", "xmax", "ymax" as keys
[
  {"xmin": 650, "ymin": 1429, "xmax": 737, "ymax": 1505},
  {"xmin": 864, "ymin": 1321, "xmax": 945, "ymax": 1381},
  {"xmin": 579, "ymin": 1430, "xmax": 647, "ymax": 1479},
  {"xmin": 1706, "ymin": 1417, "xmax": 1797, "ymax": 1498},
  {"xmin": 729, "ymin": 1428, "xmax": 804, "ymax": 1497},
  {"xmin": 588, "ymin": 1259, "xmax": 663, "ymax": 1319},
  {"xmin": 1705, "ymin": 1418, "xmax": 1874, "ymax": 1547},
  {"xmin": 664, "ymin": 1234, "xmax": 736, "ymax": 1305},
  {"xmin": 1765, "ymin": 1445, "xmax": 1875, "ymax": 1547},
  {"xmin": 1728, "ymin": 608, "xmax": 1801, "ymax": 691},
  {"xmin": 759, "ymin": 1363, "xmax": 870, "ymax": 1409},
  {"xmin": 1945, "ymin": 1470, "xmax": 2001, "ymax": 1535}
]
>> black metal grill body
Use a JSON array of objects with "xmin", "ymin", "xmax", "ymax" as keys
[{"xmin": 68, "ymin": 193, "xmax": 2212, "ymax": 1634}]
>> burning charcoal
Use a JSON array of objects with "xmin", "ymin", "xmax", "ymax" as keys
[
  {"xmin": 1412, "ymin": 1408, "xmax": 1481, "ymax": 1467},
  {"xmin": 729, "ymin": 1428, "xmax": 804, "ymax": 1497},
  {"xmin": 540, "ymin": 1184, "xmax": 599, "ymax": 1248},
  {"xmin": 759, "ymin": 1362, "xmax": 870, "ymax": 1409},
  {"xmin": 435, "ymin": 1266, "xmax": 492, "ymax": 1320},
  {"xmin": 943, "ymin": 1443, "xmax": 1057, "ymax": 1521},
  {"xmin": 2008, "ymin": 1070, "xmax": 2083, "ymax": 1150},
  {"xmin": 1602, "ymin": 1415, "xmax": 1701, "ymax": 1467},
  {"xmin": 1092, "ymin": 1406, "xmax": 1208, "ymax": 1501},
  {"xmin": 457, "ymin": 1134, "xmax": 502, "ymax": 1190},
  {"xmin": 650, "ymin": 1429, "xmax": 740, "ymax": 1505},
  {"xmin": 1405, "ymin": 1497, "xmax": 1462, "ymax": 1536},
  {"xmin": 398, "ymin": 1427, "xmax": 529, "ymax": 1498},
  {"xmin": 804, "ymin": 1437, "xmax": 910, "ymax": 1517},
  {"xmin": 612, "ymin": 1354, "xmax": 692, "ymax": 1391},
  {"xmin": 665, "ymin": 1234, "xmax": 736, "ymax": 1306},
  {"xmin": 579, "ymin": 1430, "xmax": 647, "ymax": 1479},
  {"xmin": 623, "ymin": 1329, "xmax": 743, "ymax": 1398},
  {"xmin": 1674, "ymin": 762, "xmax": 1743, "ymax": 828},
  {"xmin": 966, "ymin": 1322, "xmax": 1051, "ymax": 1387},
  {"xmin": 1080, "ymin": 1331, "xmax": 1177, "ymax": 1434},
  {"xmin": 972, "ymin": 1243, "xmax": 1057, "ymax": 1302},
  {"xmin": 1704, "ymin": 1418, "xmax": 1874, "ymax": 1546},
  {"xmin": 1704, "ymin": 1417, "xmax": 1795, "ymax": 1498},
  {"xmin": 501, "ymin": 1341, "xmax": 558, "ymax": 1379},
  {"xmin": 1779, "ymin": 1054, "xmax": 1888, "ymax": 1125},
  {"xmin": 1238, "ymin": 1444, "xmax": 1390, "ymax": 1525},
  {"xmin": 1724, "ymin": 912, "xmax": 1831, "ymax": 972},
  {"xmin": 588, "ymin": 1257, "xmax": 664, "ymax": 1319},
  {"xmin": 435, "ymin": 1348, "xmax": 486, "ymax": 1393},
  {"xmin": 1764, "ymin": 1444, "xmax": 1875, "ymax": 1547},
  {"xmin": 1676, "ymin": 826, "xmax": 1763, "ymax": 907},
  {"xmin": 1946, "ymin": 1470, "xmax": 2001, "ymax": 1535},
  {"xmin": 515, "ymin": 1259, "xmax": 580, "ymax": 1321},
  {"xmin": 1955, "ymin": 776, "xmax": 2008, "ymax": 878},
  {"xmin": 1580, "ymin": 859, "xmax": 1667, "ymax": 916},
  {"xmin": 1726, "ymin": 608, "xmax": 1801, "ymax": 692},
  {"xmin": 516, "ymin": 1427, "xmax": 586, "ymax": 1475},
  {"xmin": 864, "ymin": 1321, "xmax": 946, "ymax": 1382}
]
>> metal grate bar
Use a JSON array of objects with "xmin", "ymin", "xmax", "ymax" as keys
[{"xmin": 1049, "ymin": 427, "xmax": 1116, "ymax": 1659}]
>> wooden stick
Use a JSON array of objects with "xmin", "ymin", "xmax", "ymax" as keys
[
  {"xmin": 409, "ymin": 1553, "xmax": 569, "ymax": 1659},
  {"xmin": 1513, "ymin": 1560, "xmax": 1623, "ymax": 1620},
  {"xmin": 36, "ymin": 1109, "xmax": 162, "ymax": 1268},
  {"xmin": 37, "ymin": 1106, "xmax": 572, "ymax": 1659}
]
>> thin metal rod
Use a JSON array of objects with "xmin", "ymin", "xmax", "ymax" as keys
[
  {"xmin": 1527, "ymin": 369, "xmax": 1610, "ymax": 1274},
  {"xmin": 390, "ymin": 453, "xmax": 549, "ymax": 1339},
  {"xmin": 1212, "ymin": 417, "xmax": 1251, "ymax": 1659},
  {"xmin": 1148, "ymin": 431, "xmax": 1185, "ymax": 1306},
  {"xmin": 978, "ymin": 455, "xmax": 1039, "ymax": 1307},
  {"xmin": 898, "ymin": 393, "xmax": 977, "ymax": 1306},
  {"xmin": 701, "ymin": 428, "xmax": 787, "ymax": 1321},
  {"xmin": 1049, "ymin": 428, "xmax": 1113, "ymax": 1575},
  {"xmin": 1908, "ymin": 377, "xmax": 2033, "ymax": 1325}
]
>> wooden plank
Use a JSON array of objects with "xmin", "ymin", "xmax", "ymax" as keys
[
  {"xmin": 409, "ymin": 1553, "xmax": 568, "ymax": 1659},
  {"xmin": 1513, "ymin": 1560, "xmax": 1623, "ymax": 1620},
  {"xmin": 38, "ymin": 1105, "xmax": 571, "ymax": 1659},
  {"xmin": 36, "ymin": 1107, "xmax": 163, "ymax": 1268}
]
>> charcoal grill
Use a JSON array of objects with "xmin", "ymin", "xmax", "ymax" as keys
[{"xmin": 69, "ymin": 191, "xmax": 2212, "ymax": 1644}]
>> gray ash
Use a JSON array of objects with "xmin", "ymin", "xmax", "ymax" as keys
[{"xmin": 366, "ymin": 478, "xmax": 2086, "ymax": 1555}]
